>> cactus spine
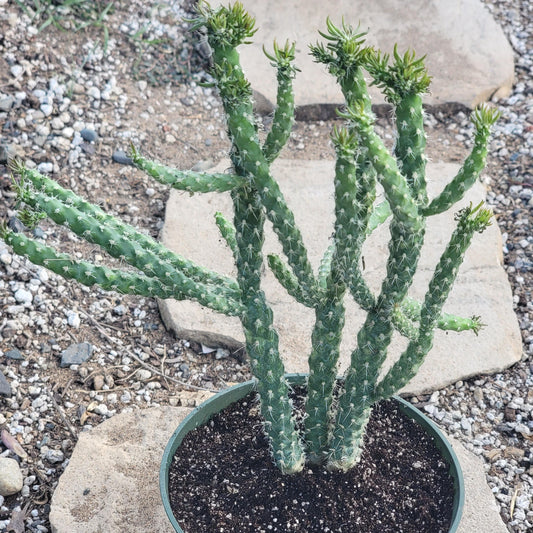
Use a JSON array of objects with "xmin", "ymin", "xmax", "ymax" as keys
[{"xmin": 1, "ymin": 2, "xmax": 499, "ymax": 475}]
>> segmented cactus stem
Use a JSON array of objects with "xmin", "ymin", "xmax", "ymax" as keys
[
  {"xmin": 233, "ymin": 185, "xmax": 305, "ymax": 474},
  {"xmin": 15, "ymin": 163, "xmax": 240, "ymax": 296},
  {"xmin": 373, "ymin": 203, "xmax": 492, "ymax": 400},
  {"xmin": 422, "ymin": 106, "xmax": 500, "ymax": 216},
  {"xmin": 262, "ymin": 40, "xmax": 298, "ymax": 163},
  {"xmin": 130, "ymin": 146, "xmax": 244, "ymax": 193}
]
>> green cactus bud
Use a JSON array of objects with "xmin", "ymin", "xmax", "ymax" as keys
[
  {"xmin": 189, "ymin": 1, "xmax": 257, "ymax": 50},
  {"xmin": 366, "ymin": 45, "xmax": 432, "ymax": 105}
]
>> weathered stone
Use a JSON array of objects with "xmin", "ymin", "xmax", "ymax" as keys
[
  {"xmin": 211, "ymin": 0, "xmax": 514, "ymax": 111},
  {"xmin": 80, "ymin": 128, "xmax": 97, "ymax": 142},
  {"xmin": 92, "ymin": 375, "xmax": 105, "ymax": 391},
  {"xmin": 159, "ymin": 159, "xmax": 522, "ymax": 395},
  {"xmin": 0, "ymin": 371, "xmax": 12, "ymax": 397},
  {"xmin": 0, "ymin": 457, "xmax": 23, "ymax": 496},
  {"xmin": 0, "ymin": 143, "xmax": 21, "ymax": 163},
  {"xmin": 49, "ymin": 407, "xmax": 190, "ymax": 533},
  {"xmin": 112, "ymin": 149, "xmax": 133, "ymax": 166},
  {"xmin": 49, "ymin": 407, "xmax": 507, "ymax": 532},
  {"xmin": 452, "ymin": 439, "xmax": 508, "ymax": 533},
  {"xmin": 60, "ymin": 342, "xmax": 93, "ymax": 368},
  {"xmin": 0, "ymin": 96, "xmax": 15, "ymax": 112},
  {"xmin": 5, "ymin": 349, "xmax": 23, "ymax": 361}
]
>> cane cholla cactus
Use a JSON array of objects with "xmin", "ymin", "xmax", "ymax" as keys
[{"xmin": 1, "ymin": 2, "xmax": 499, "ymax": 474}]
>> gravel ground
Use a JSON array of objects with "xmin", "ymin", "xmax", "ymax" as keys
[{"xmin": 0, "ymin": 0, "xmax": 531, "ymax": 531}]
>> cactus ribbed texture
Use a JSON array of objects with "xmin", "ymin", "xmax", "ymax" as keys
[
  {"xmin": 262, "ymin": 41, "xmax": 298, "ymax": 164},
  {"xmin": 0, "ymin": 2, "xmax": 499, "ymax": 475},
  {"xmin": 373, "ymin": 203, "xmax": 493, "ymax": 401},
  {"xmin": 130, "ymin": 146, "xmax": 244, "ymax": 193},
  {"xmin": 232, "ymin": 184, "xmax": 305, "ymax": 473}
]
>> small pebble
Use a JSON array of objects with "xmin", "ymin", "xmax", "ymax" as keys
[
  {"xmin": 60, "ymin": 342, "xmax": 93, "ymax": 368},
  {"xmin": 44, "ymin": 449, "xmax": 64, "ymax": 464},
  {"xmin": 0, "ymin": 458, "xmax": 23, "ymax": 496},
  {"xmin": 37, "ymin": 162, "xmax": 53, "ymax": 174},
  {"xmin": 5, "ymin": 349, "xmax": 23, "ymax": 360},
  {"xmin": 112, "ymin": 149, "xmax": 133, "ymax": 165},
  {"xmin": 87, "ymin": 86, "xmax": 101, "ymax": 99},
  {"xmin": 10, "ymin": 64, "xmax": 23, "ymax": 78},
  {"xmin": 80, "ymin": 128, "xmax": 98, "ymax": 142}
]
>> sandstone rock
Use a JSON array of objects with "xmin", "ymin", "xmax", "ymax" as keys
[
  {"xmin": 212, "ymin": 0, "xmax": 514, "ymax": 112},
  {"xmin": 452, "ymin": 439, "xmax": 508, "ymax": 533},
  {"xmin": 50, "ymin": 407, "xmax": 190, "ymax": 533}
]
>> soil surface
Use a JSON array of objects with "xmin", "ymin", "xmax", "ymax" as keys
[{"xmin": 169, "ymin": 390, "xmax": 455, "ymax": 533}]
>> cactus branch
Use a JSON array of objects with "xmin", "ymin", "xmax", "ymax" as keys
[
  {"xmin": 339, "ymin": 103, "xmax": 420, "ymax": 226},
  {"xmin": 13, "ymin": 163, "xmax": 240, "ymax": 298},
  {"xmin": 366, "ymin": 45, "xmax": 431, "ymax": 105},
  {"xmin": 3, "ymin": 230, "xmax": 243, "ymax": 315},
  {"xmin": 15, "ymin": 188, "xmax": 244, "ymax": 315},
  {"xmin": 318, "ymin": 243, "xmax": 335, "ymax": 288},
  {"xmin": 304, "ymin": 285, "xmax": 346, "ymax": 463},
  {"xmin": 214, "ymin": 211, "xmax": 239, "ymax": 258},
  {"xmin": 394, "ymin": 94, "xmax": 428, "ymax": 205},
  {"xmin": 366, "ymin": 200, "xmax": 392, "ymax": 234},
  {"xmin": 267, "ymin": 254, "xmax": 316, "ymax": 307},
  {"xmin": 130, "ymin": 146, "xmax": 244, "ymax": 193},
  {"xmin": 374, "ymin": 203, "xmax": 492, "ymax": 400},
  {"xmin": 232, "ymin": 184, "xmax": 305, "ymax": 474},
  {"xmin": 422, "ymin": 106, "xmax": 500, "ymax": 216},
  {"xmin": 400, "ymin": 296, "xmax": 485, "ymax": 334},
  {"xmin": 262, "ymin": 41, "xmax": 298, "ymax": 163},
  {"xmin": 189, "ymin": 0, "xmax": 257, "ymax": 49},
  {"xmin": 206, "ymin": 24, "xmax": 318, "ymax": 296},
  {"xmin": 310, "ymin": 18, "xmax": 371, "ymax": 104}
]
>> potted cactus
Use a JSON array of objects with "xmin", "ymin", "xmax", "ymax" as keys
[{"xmin": 0, "ymin": 1, "xmax": 500, "ymax": 531}]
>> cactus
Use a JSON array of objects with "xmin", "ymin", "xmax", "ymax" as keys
[{"xmin": 1, "ymin": 2, "xmax": 499, "ymax": 475}]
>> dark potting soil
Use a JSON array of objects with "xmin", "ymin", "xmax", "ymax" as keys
[{"xmin": 168, "ymin": 391, "xmax": 455, "ymax": 533}]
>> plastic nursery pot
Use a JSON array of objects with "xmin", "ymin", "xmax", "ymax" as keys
[{"xmin": 160, "ymin": 373, "xmax": 465, "ymax": 533}]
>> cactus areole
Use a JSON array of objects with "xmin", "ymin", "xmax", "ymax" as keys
[{"xmin": 1, "ymin": 0, "xmax": 497, "ymax": 525}]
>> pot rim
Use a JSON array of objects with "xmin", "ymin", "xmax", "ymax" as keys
[{"xmin": 160, "ymin": 373, "xmax": 465, "ymax": 532}]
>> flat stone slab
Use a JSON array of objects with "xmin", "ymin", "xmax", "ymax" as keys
[
  {"xmin": 49, "ymin": 406, "xmax": 508, "ymax": 533},
  {"xmin": 49, "ymin": 407, "xmax": 190, "ymax": 533},
  {"xmin": 212, "ymin": 0, "xmax": 513, "ymax": 112},
  {"xmin": 159, "ymin": 159, "xmax": 522, "ymax": 395}
]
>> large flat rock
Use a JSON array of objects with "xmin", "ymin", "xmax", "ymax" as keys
[
  {"xmin": 49, "ymin": 406, "xmax": 507, "ymax": 533},
  {"xmin": 49, "ymin": 407, "xmax": 190, "ymax": 533},
  {"xmin": 212, "ymin": 0, "xmax": 513, "ymax": 113},
  {"xmin": 159, "ymin": 159, "xmax": 522, "ymax": 395}
]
